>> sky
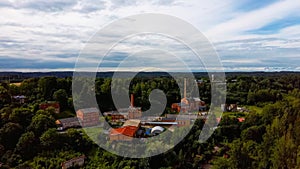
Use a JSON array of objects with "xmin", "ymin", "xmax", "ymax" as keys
[{"xmin": 0, "ymin": 0, "xmax": 300, "ymax": 72}]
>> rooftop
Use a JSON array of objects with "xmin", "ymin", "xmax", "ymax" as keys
[
  {"xmin": 56, "ymin": 117, "xmax": 79, "ymax": 124},
  {"xmin": 110, "ymin": 126, "xmax": 138, "ymax": 137},
  {"xmin": 78, "ymin": 108, "xmax": 100, "ymax": 114},
  {"xmin": 237, "ymin": 117, "xmax": 245, "ymax": 122},
  {"xmin": 123, "ymin": 119, "xmax": 141, "ymax": 127}
]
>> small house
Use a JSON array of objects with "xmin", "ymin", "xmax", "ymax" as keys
[
  {"xmin": 56, "ymin": 117, "xmax": 81, "ymax": 130},
  {"xmin": 61, "ymin": 155, "xmax": 85, "ymax": 169}
]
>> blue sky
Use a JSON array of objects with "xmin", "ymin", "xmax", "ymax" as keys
[{"xmin": 0, "ymin": 0, "xmax": 299, "ymax": 72}]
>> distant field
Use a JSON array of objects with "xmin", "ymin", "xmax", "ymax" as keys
[{"xmin": 10, "ymin": 82, "xmax": 22, "ymax": 86}]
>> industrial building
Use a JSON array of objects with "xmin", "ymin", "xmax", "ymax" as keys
[
  {"xmin": 76, "ymin": 108, "xmax": 100, "ymax": 127},
  {"xmin": 171, "ymin": 78, "xmax": 206, "ymax": 113}
]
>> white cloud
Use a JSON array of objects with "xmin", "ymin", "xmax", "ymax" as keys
[
  {"xmin": 205, "ymin": 0, "xmax": 300, "ymax": 41},
  {"xmin": 0, "ymin": 0, "xmax": 299, "ymax": 71}
]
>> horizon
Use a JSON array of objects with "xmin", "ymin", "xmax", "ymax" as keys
[{"xmin": 1, "ymin": 70, "xmax": 300, "ymax": 74}]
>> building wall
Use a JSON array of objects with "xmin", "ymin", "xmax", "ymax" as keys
[
  {"xmin": 62, "ymin": 121, "xmax": 80, "ymax": 129},
  {"xmin": 110, "ymin": 134, "xmax": 133, "ymax": 141},
  {"xmin": 76, "ymin": 110, "xmax": 100, "ymax": 127},
  {"xmin": 111, "ymin": 114, "xmax": 125, "ymax": 121},
  {"xmin": 128, "ymin": 108, "xmax": 142, "ymax": 119},
  {"xmin": 177, "ymin": 119, "xmax": 191, "ymax": 127}
]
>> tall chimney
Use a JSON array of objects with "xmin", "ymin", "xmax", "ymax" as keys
[
  {"xmin": 130, "ymin": 94, "xmax": 134, "ymax": 107},
  {"xmin": 184, "ymin": 78, "xmax": 187, "ymax": 99}
]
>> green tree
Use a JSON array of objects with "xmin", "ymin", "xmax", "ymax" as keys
[
  {"xmin": 38, "ymin": 77, "xmax": 57, "ymax": 100},
  {"xmin": 57, "ymin": 78, "xmax": 71, "ymax": 94},
  {"xmin": 19, "ymin": 78, "xmax": 39, "ymax": 98},
  {"xmin": 9, "ymin": 108, "xmax": 32, "ymax": 128},
  {"xmin": 0, "ymin": 107, "xmax": 13, "ymax": 125},
  {"xmin": 53, "ymin": 89, "xmax": 68, "ymax": 110},
  {"xmin": 0, "ymin": 122, "xmax": 23, "ymax": 149},
  {"xmin": 9, "ymin": 84, "xmax": 20, "ymax": 96},
  {"xmin": 271, "ymin": 134, "xmax": 297, "ymax": 169},
  {"xmin": 228, "ymin": 139, "xmax": 254, "ymax": 169},
  {"xmin": 40, "ymin": 128, "xmax": 61, "ymax": 150},
  {"xmin": 28, "ymin": 114, "xmax": 56, "ymax": 136},
  {"xmin": 0, "ymin": 85, "xmax": 11, "ymax": 106},
  {"xmin": 212, "ymin": 157, "xmax": 231, "ymax": 169},
  {"xmin": 15, "ymin": 131, "xmax": 38, "ymax": 160}
]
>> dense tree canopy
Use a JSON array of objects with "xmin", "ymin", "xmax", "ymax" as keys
[{"xmin": 0, "ymin": 73, "xmax": 299, "ymax": 168}]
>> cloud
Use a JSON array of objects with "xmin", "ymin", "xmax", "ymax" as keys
[
  {"xmin": 0, "ymin": 0, "xmax": 77, "ymax": 12},
  {"xmin": 0, "ymin": 0, "xmax": 299, "ymax": 71},
  {"xmin": 206, "ymin": 0, "xmax": 300, "ymax": 41},
  {"xmin": 73, "ymin": 0, "xmax": 107, "ymax": 13}
]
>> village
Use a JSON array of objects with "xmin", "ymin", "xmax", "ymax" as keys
[
  {"xmin": 54, "ymin": 79, "xmax": 246, "ymax": 144},
  {"xmin": 8, "ymin": 78, "xmax": 248, "ymax": 169}
]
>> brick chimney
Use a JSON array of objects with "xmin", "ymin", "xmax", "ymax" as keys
[
  {"xmin": 184, "ymin": 78, "xmax": 187, "ymax": 99},
  {"xmin": 130, "ymin": 94, "xmax": 134, "ymax": 107}
]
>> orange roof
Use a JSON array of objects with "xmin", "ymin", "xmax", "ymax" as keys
[
  {"xmin": 237, "ymin": 118, "xmax": 245, "ymax": 122},
  {"xmin": 55, "ymin": 120, "xmax": 61, "ymax": 125},
  {"xmin": 110, "ymin": 126, "xmax": 138, "ymax": 137}
]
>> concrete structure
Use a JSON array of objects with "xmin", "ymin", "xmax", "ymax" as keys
[
  {"xmin": 114, "ymin": 94, "xmax": 142, "ymax": 120},
  {"xmin": 128, "ymin": 94, "xmax": 142, "ymax": 119},
  {"xmin": 76, "ymin": 108, "xmax": 100, "ymax": 127},
  {"xmin": 162, "ymin": 114, "xmax": 200, "ymax": 127},
  {"xmin": 161, "ymin": 117, "xmax": 191, "ymax": 127},
  {"xmin": 171, "ymin": 78, "xmax": 206, "ymax": 113},
  {"xmin": 141, "ymin": 121, "xmax": 178, "ymax": 126},
  {"xmin": 180, "ymin": 97, "xmax": 205, "ymax": 113},
  {"xmin": 128, "ymin": 107, "xmax": 142, "ymax": 119},
  {"xmin": 166, "ymin": 114, "xmax": 198, "ymax": 120},
  {"xmin": 61, "ymin": 155, "xmax": 85, "ymax": 169}
]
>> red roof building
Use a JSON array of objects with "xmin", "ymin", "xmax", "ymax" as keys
[
  {"xmin": 109, "ymin": 126, "xmax": 138, "ymax": 141},
  {"xmin": 40, "ymin": 102, "xmax": 60, "ymax": 114}
]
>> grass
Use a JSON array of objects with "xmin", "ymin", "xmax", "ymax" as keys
[
  {"xmin": 246, "ymin": 106, "xmax": 263, "ymax": 114},
  {"xmin": 83, "ymin": 126, "xmax": 103, "ymax": 142}
]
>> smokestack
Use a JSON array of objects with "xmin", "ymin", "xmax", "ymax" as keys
[
  {"xmin": 184, "ymin": 78, "xmax": 187, "ymax": 99},
  {"xmin": 130, "ymin": 94, "xmax": 134, "ymax": 107}
]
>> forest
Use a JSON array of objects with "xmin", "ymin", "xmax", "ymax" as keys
[{"xmin": 0, "ymin": 72, "xmax": 299, "ymax": 168}]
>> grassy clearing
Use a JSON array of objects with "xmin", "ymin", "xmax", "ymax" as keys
[
  {"xmin": 247, "ymin": 106, "xmax": 263, "ymax": 114},
  {"xmin": 83, "ymin": 126, "xmax": 103, "ymax": 141}
]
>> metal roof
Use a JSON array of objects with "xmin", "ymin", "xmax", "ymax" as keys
[{"xmin": 151, "ymin": 126, "xmax": 164, "ymax": 133}]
